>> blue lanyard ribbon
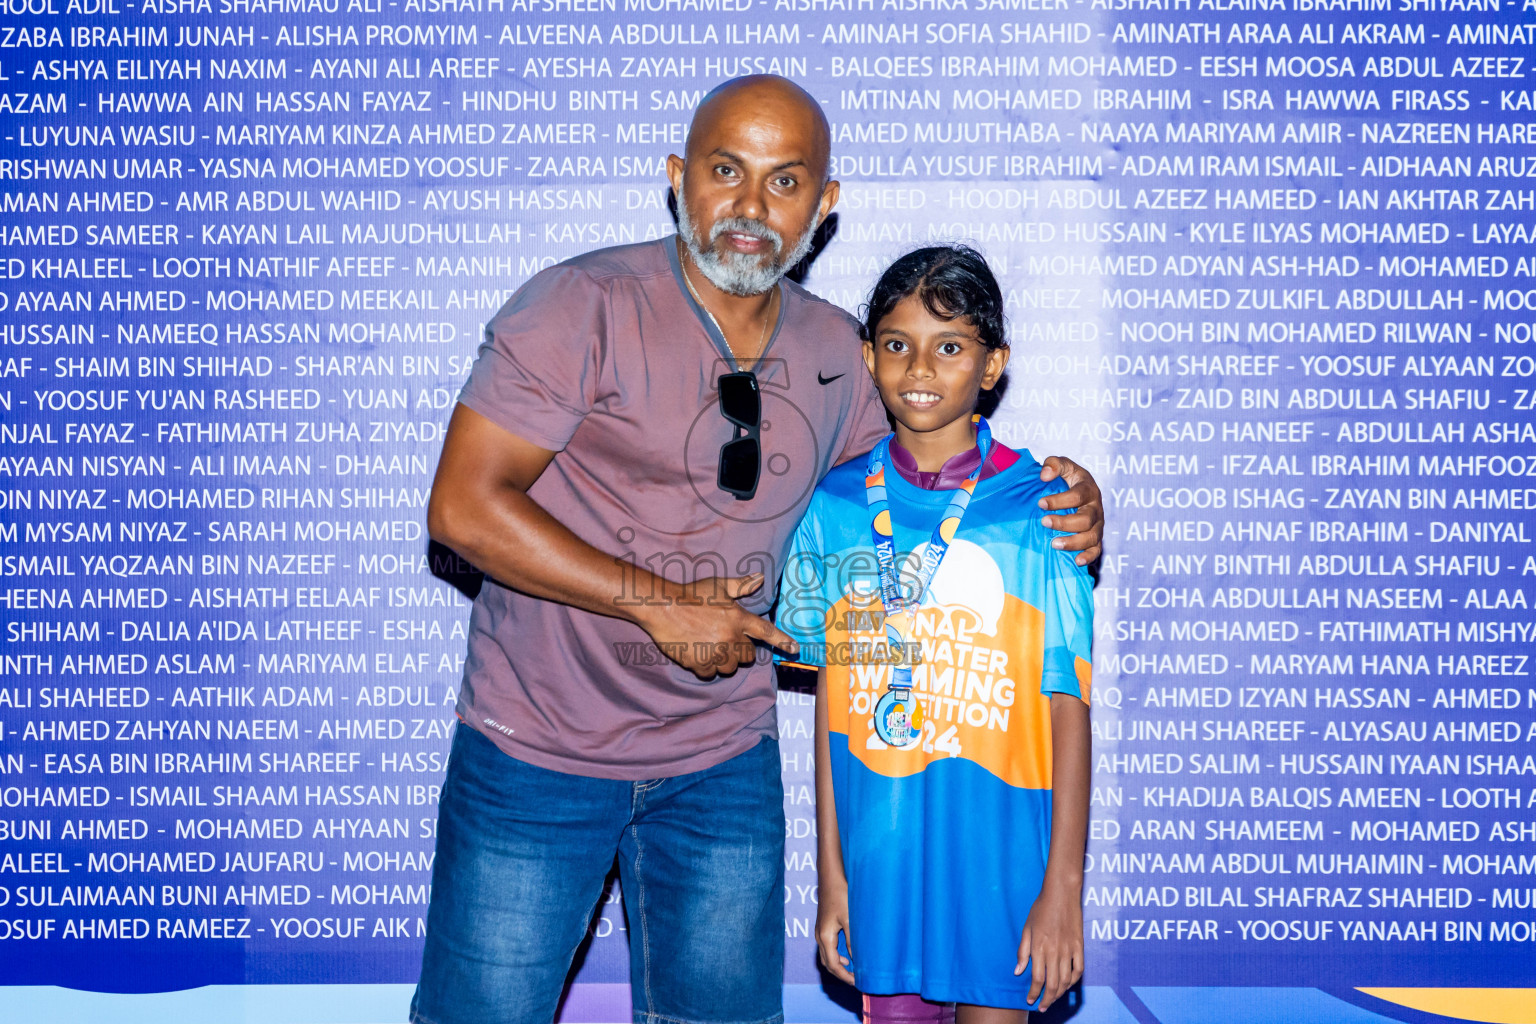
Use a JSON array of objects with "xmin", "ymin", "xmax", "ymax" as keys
[{"xmin": 863, "ymin": 415, "xmax": 992, "ymax": 683}]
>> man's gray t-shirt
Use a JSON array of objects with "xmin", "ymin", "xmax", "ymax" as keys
[{"xmin": 455, "ymin": 237, "xmax": 890, "ymax": 780}]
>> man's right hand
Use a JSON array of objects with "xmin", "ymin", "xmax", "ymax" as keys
[{"xmin": 635, "ymin": 573, "xmax": 799, "ymax": 680}]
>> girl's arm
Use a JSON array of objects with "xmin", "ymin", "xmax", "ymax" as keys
[
  {"xmin": 814, "ymin": 666, "xmax": 856, "ymax": 985},
  {"xmin": 1016, "ymin": 693, "xmax": 1091, "ymax": 1009}
]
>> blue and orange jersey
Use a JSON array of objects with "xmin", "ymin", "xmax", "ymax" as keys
[{"xmin": 776, "ymin": 447, "xmax": 1092, "ymax": 1008}]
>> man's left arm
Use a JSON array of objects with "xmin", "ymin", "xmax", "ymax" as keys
[{"xmin": 1039, "ymin": 458, "xmax": 1103, "ymax": 567}]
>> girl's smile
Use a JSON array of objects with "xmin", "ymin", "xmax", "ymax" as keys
[{"xmin": 898, "ymin": 390, "xmax": 943, "ymax": 410}]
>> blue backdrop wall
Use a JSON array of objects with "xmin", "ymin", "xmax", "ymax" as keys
[{"xmin": 1, "ymin": 3, "xmax": 1535, "ymax": 1022}]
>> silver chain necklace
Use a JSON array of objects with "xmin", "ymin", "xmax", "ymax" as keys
[{"xmin": 680, "ymin": 257, "xmax": 775, "ymax": 371}]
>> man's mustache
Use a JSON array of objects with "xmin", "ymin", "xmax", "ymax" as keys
[{"xmin": 709, "ymin": 217, "xmax": 782, "ymax": 255}]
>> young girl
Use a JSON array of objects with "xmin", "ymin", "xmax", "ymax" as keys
[{"xmin": 777, "ymin": 246, "xmax": 1092, "ymax": 1023}]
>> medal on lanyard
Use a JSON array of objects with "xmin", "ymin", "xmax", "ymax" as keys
[{"xmin": 864, "ymin": 415, "xmax": 991, "ymax": 749}]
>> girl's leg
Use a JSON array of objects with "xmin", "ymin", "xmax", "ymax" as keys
[
  {"xmin": 955, "ymin": 1004, "xmax": 1027, "ymax": 1024},
  {"xmin": 864, "ymin": 994, "xmax": 956, "ymax": 1024}
]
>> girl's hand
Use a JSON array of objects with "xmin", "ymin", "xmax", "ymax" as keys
[
  {"xmin": 1016, "ymin": 883, "xmax": 1083, "ymax": 1010},
  {"xmin": 1038, "ymin": 456, "xmax": 1104, "ymax": 566},
  {"xmin": 815, "ymin": 872, "xmax": 855, "ymax": 985}
]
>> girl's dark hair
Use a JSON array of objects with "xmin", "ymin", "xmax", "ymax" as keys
[{"xmin": 860, "ymin": 244, "xmax": 1007, "ymax": 351}]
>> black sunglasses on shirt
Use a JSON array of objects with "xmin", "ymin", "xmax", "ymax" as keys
[{"xmin": 716, "ymin": 371, "xmax": 760, "ymax": 501}]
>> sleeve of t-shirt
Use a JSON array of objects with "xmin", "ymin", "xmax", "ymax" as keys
[
  {"xmin": 833, "ymin": 376, "xmax": 890, "ymax": 467},
  {"xmin": 456, "ymin": 264, "xmax": 606, "ymax": 452},
  {"xmin": 774, "ymin": 492, "xmax": 832, "ymax": 668},
  {"xmin": 1039, "ymin": 485, "xmax": 1094, "ymax": 704}
]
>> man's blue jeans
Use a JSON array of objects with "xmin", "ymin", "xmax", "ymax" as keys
[{"xmin": 411, "ymin": 724, "xmax": 786, "ymax": 1024}]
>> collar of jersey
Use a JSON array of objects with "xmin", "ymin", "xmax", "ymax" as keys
[{"xmin": 878, "ymin": 440, "xmax": 1034, "ymax": 506}]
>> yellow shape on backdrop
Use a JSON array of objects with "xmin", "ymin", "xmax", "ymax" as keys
[{"xmin": 1357, "ymin": 989, "xmax": 1536, "ymax": 1024}]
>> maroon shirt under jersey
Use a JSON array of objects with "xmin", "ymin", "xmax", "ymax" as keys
[{"xmin": 887, "ymin": 437, "xmax": 1020, "ymax": 490}]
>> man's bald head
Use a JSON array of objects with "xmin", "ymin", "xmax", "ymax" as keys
[
  {"xmin": 687, "ymin": 75, "xmax": 832, "ymax": 185},
  {"xmin": 666, "ymin": 75, "xmax": 840, "ymax": 295}
]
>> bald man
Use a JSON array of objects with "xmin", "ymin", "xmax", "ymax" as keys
[{"xmin": 411, "ymin": 77, "xmax": 1103, "ymax": 1024}]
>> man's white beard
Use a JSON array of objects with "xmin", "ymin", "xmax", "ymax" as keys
[{"xmin": 676, "ymin": 198, "xmax": 818, "ymax": 297}]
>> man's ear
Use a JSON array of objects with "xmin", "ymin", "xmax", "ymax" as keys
[
  {"xmin": 982, "ymin": 345, "xmax": 1011, "ymax": 389},
  {"xmin": 666, "ymin": 154, "xmax": 685, "ymax": 199},
  {"xmin": 817, "ymin": 178, "xmax": 841, "ymax": 225}
]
